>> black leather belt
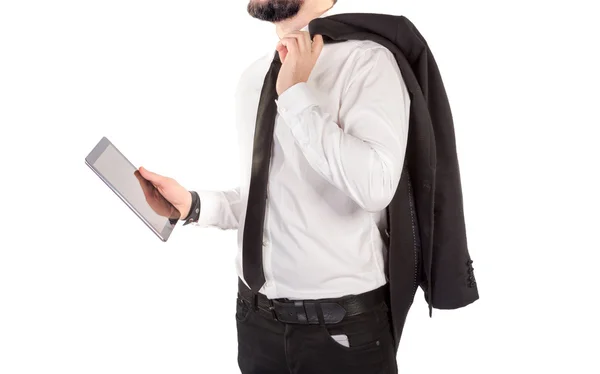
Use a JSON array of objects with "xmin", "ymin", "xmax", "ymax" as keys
[{"xmin": 238, "ymin": 279, "xmax": 387, "ymax": 325}]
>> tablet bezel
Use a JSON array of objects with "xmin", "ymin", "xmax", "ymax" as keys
[{"xmin": 85, "ymin": 136, "xmax": 178, "ymax": 242}]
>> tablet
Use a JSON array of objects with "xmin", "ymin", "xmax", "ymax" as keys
[{"xmin": 85, "ymin": 136, "xmax": 180, "ymax": 242}]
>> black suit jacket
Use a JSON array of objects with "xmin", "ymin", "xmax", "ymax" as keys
[{"xmin": 309, "ymin": 13, "xmax": 480, "ymax": 349}]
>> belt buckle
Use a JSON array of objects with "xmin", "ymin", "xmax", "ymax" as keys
[{"xmin": 271, "ymin": 299, "xmax": 311, "ymax": 324}]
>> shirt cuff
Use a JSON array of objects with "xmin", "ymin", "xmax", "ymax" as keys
[
  {"xmin": 194, "ymin": 190, "xmax": 222, "ymax": 227},
  {"xmin": 275, "ymin": 82, "xmax": 319, "ymax": 124}
]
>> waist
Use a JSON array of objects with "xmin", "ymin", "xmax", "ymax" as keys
[
  {"xmin": 236, "ymin": 229, "xmax": 388, "ymax": 300},
  {"xmin": 237, "ymin": 278, "xmax": 389, "ymax": 325}
]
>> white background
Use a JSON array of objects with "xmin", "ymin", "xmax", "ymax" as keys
[{"xmin": 1, "ymin": 0, "xmax": 599, "ymax": 373}]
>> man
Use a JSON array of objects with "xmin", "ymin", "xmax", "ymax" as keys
[{"xmin": 139, "ymin": 0, "xmax": 410, "ymax": 372}]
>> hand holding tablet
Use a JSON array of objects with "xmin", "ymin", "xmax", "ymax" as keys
[
  {"xmin": 85, "ymin": 137, "xmax": 192, "ymax": 242},
  {"xmin": 136, "ymin": 166, "xmax": 192, "ymax": 220}
]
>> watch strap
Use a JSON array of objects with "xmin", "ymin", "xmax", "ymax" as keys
[{"xmin": 182, "ymin": 191, "xmax": 201, "ymax": 225}]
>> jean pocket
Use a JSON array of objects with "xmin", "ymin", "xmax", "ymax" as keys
[
  {"xmin": 321, "ymin": 308, "xmax": 390, "ymax": 352},
  {"xmin": 235, "ymin": 297, "xmax": 252, "ymax": 323},
  {"xmin": 323, "ymin": 328, "xmax": 383, "ymax": 352}
]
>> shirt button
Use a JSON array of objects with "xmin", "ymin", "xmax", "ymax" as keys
[{"xmin": 263, "ymin": 239, "xmax": 269, "ymax": 246}]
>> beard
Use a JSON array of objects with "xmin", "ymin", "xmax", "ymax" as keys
[{"xmin": 247, "ymin": 0, "xmax": 305, "ymax": 22}]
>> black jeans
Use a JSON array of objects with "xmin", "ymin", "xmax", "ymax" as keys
[{"xmin": 235, "ymin": 294, "xmax": 398, "ymax": 374}]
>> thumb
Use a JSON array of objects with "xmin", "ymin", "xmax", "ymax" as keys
[{"xmin": 139, "ymin": 166, "xmax": 164, "ymax": 186}]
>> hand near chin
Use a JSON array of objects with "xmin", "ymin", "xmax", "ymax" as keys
[{"xmin": 276, "ymin": 31, "xmax": 324, "ymax": 95}]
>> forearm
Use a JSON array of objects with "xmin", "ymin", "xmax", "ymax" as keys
[
  {"xmin": 275, "ymin": 46, "xmax": 409, "ymax": 212},
  {"xmin": 280, "ymin": 96, "xmax": 402, "ymax": 211}
]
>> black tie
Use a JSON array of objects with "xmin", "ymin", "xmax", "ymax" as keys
[{"xmin": 242, "ymin": 51, "xmax": 282, "ymax": 292}]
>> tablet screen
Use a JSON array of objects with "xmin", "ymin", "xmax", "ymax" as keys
[{"xmin": 85, "ymin": 137, "xmax": 180, "ymax": 241}]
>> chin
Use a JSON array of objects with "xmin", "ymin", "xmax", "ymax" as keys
[{"xmin": 247, "ymin": 0, "xmax": 304, "ymax": 23}]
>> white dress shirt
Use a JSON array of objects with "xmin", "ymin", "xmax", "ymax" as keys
[{"xmin": 192, "ymin": 5, "xmax": 410, "ymax": 300}]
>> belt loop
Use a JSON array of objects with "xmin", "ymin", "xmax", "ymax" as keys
[
  {"xmin": 295, "ymin": 301, "xmax": 308, "ymax": 323},
  {"xmin": 315, "ymin": 302, "xmax": 325, "ymax": 326},
  {"xmin": 267, "ymin": 299, "xmax": 278, "ymax": 320}
]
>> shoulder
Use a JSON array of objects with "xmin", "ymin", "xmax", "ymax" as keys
[
  {"xmin": 326, "ymin": 40, "xmax": 407, "ymax": 98},
  {"xmin": 329, "ymin": 39, "xmax": 394, "ymax": 60},
  {"xmin": 234, "ymin": 52, "xmax": 273, "ymax": 96},
  {"xmin": 322, "ymin": 39, "xmax": 398, "ymax": 75},
  {"xmin": 241, "ymin": 51, "xmax": 273, "ymax": 77}
]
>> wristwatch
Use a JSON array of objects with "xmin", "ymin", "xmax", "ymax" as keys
[{"xmin": 182, "ymin": 191, "xmax": 201, "ymax": 226}]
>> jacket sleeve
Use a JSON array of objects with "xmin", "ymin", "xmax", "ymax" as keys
[{"xmin": 407, "ymin": 20, "xmax": 480, "ymax": 311}]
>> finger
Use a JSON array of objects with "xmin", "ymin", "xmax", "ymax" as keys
[
  {"xmin": 279, "ymin": 37, "xmax": 299, "ymax": 56},
  {"xmin": 135, "ymin": 170, "xmax": 153, "ymax": 200},
  {"xmin": 284, "ymin": 31, "xmax": 310, "ymax": 52},
  {"xmin": 297, "ymin": 31, "xmax": 311, "ymax": 52},
  {"xmin": 138, "ymin": 166, "xmax": 164, "ymax": 187},
  {"xmin": 142, "ymin": 184, "xmax": 152, "ymax": 203},
  {"xmin": 276, "ymin": 41, "xmax": 288, "ymax": 62},
  {"xmin": 304, "ymin": 31, "xmax": 314, "ymax": 52},
  {"xmin": 152, "ymin": 188, "xmax": 164, "ymax": 205},
  {"xmin": 312, "ymin": 34, "xmax": 324, "ymax": 58}
]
